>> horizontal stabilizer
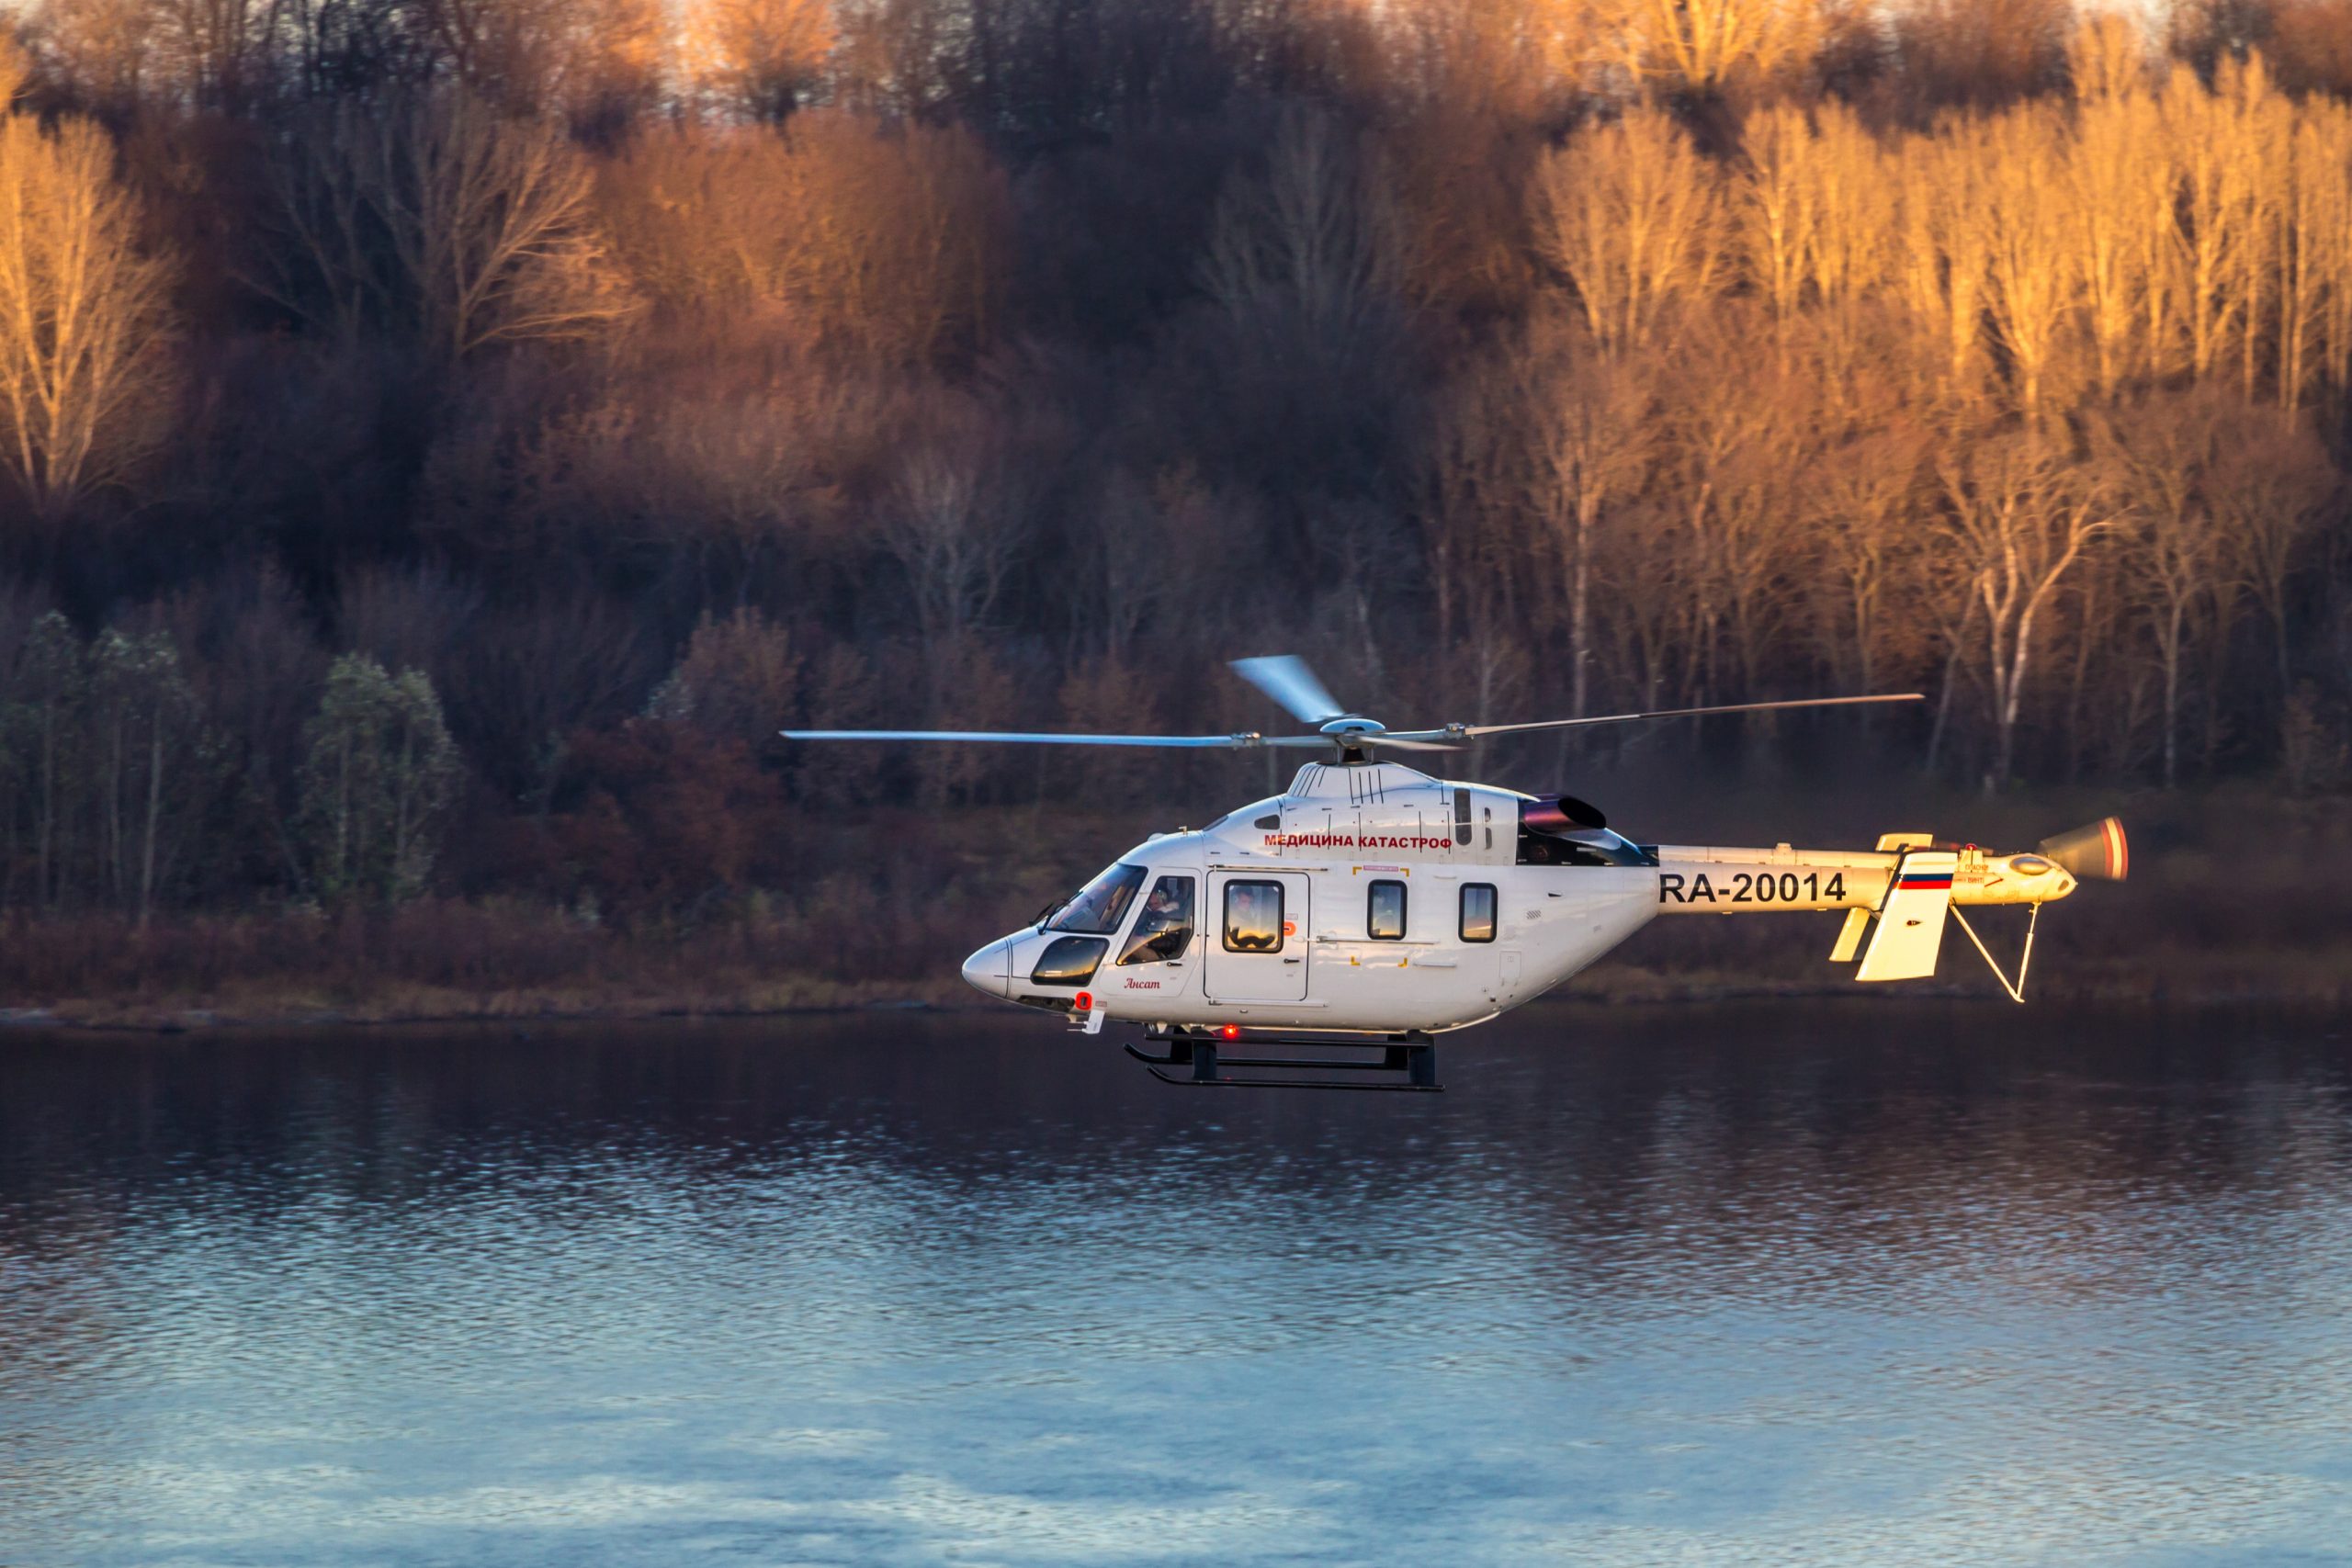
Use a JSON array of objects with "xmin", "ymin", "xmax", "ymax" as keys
[{"xmin": 1856, "ymin": 850, "xmax": 1956, "ymax": 982}]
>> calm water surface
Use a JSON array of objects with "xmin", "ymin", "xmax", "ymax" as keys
[{"xmin": 4, "ymin": 1003, "xmax": 2351, "ymax": 1566}]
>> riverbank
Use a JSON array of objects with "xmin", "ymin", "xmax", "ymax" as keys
[
  {"xmin": 4, "ymin": 919, "xmax": 2342, "ymax": 1033},
  {"xmin": 4, "ymin": 782, "xmax": 2345, "ymax": 1032}
]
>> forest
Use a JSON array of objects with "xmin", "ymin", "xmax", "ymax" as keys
[{"xmin": 0, "ymin": 0, "xmax": 2348, "ymax": 1014}]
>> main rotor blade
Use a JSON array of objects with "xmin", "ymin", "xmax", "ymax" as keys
[
  {"xmin": 1385, "ymin": 692, "xmax": 1926, "ymax": 742},
  {"xmin": 1229, "ymin": 656, "xmax": 1346, "ymax": 726},
  {"xmin": 780, "ymin": 728, "xmax": 1335, "ymax": 750}
]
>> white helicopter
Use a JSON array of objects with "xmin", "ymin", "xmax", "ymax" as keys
[{"xmin": 786, "ymin": 657, "xmax": 2127, "ymax": 1092}]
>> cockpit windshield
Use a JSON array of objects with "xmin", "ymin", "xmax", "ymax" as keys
[{"xmin": 1049, "ymin": 862, "xmax": 1148, "ymax": 934}]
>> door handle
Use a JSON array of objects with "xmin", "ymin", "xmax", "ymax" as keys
[{"xmin": 1283, "ymin": 957, "xmax": 1302, "ymax": 964}]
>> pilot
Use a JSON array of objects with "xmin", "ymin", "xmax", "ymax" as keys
[{"xmin": 1125, "ymin": 882, "xmax": 1191, "ymax": 963}]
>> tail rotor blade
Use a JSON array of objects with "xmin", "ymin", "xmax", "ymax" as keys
[
  {"xmin": 1230, "ymin": 656, "xmax": 1346, "ymax": 727},
  {"xmin": 2040, "ymin": 817, "xmax": 2129, "ymax": 881}
]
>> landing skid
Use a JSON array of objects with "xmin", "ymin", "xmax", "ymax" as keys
[{"xmin": 1124, "ymin": 1026, "xmax": 1442, "ymax": 1092}]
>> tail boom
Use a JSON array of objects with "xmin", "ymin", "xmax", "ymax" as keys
[
  {"xmin": 1650, "ymin": 841, "xmax": 2075, "ymax": 914},
  {"xmin": 1647, "ymin": 833, "xmax": 2093, "ymax": 995}
]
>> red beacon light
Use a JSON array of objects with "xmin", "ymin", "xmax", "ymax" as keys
[
  {"xmin": 1221, "ymin": 1024, "xmax": 1240, "ymax": 1040},
  {"xmin": 1074, "ymin": 991, "xmax": 1092, "ymax": 1012}
]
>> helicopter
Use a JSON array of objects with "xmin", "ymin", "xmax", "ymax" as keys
[{"xmin": 785, "ymin": 656, "xmax": 2128, "ymax": 1093}]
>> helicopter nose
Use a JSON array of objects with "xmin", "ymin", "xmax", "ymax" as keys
[{"xmin": 961, "ymin": 938, "xmax": 1012, "ymax": 998}]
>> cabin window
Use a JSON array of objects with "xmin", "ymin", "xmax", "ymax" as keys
[
  {"xmin": 1118, "ymin": 876, "xmax": 1196, "ymax": 964},
  {"xmin": 1029, "ymin": 935, "xmax": 1108, "ymax": 987},
  {"xmin": 1222, "ymin": 881, "xmax": 1284, "ymax": 953},
  {"xmin": 1367, "ymin": 880, "xmax": 1407, "ymax": 941},
  {"xmin": 1050, "ymin": 863, "xmax": 1147, "ymax": 934},
  {"xmin": 1460, "ymin": 883, "xmax": 1498, "ymax": 943}
]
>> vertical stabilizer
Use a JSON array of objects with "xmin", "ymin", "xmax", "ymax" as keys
[
  {"xmin": 1856, "ymin": 850, "xmax": 1956, "ymax": 981},
  {"xmin": 1829, "ymin": 908, "xmax": 1871, "ymax": 963}
]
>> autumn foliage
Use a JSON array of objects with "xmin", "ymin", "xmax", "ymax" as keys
[{"xmin": 0, "ymin": 0, "xmax": 2347, "ymax": 945}]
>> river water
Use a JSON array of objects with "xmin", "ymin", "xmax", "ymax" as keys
[{"xmin": 4, "ymin": 1004, "xmax": 2350, "ymax": 1565}]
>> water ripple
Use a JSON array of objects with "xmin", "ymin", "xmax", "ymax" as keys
[{"xmin": 3, "ymin": 1002, "xmax": 2349, "ymax": 1565}]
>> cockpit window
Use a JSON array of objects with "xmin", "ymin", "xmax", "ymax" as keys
[
  {"xmin": 1118, "ymin": 875, "xmax": 1195, "ymax": 964},
  {"xmin": 1050, "ymin": 863, "xmax": 1148, "ymax": 934}
]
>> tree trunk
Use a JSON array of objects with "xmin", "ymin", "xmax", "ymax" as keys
[
  {"xmin": 139, "ymin": 711, "xmax": 163, "ymax": 930},
  {"xmin": 1571, "ymin": 494, "xmax": 1596, "ymax": 719},
  {"xmin": 2161, "ymin": 599, "xmax": 2184, "ymax": 790}
]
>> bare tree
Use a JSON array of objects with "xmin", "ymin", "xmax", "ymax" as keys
[
  {"xmin": 1892, "ymin": 123, "xmax": 1992, "ymax": 407},
  {"xmin": 2208, "ymin": 408, "xmax": 2334, "ymax": 699},
  {"xmin": 2158, "ymin": 58, "xmax": 2273, "ymax": 386},
  {"xmin": 1202, "ymin": 108, "xmax": 1407, "ymax": 363},
  {"xmin": 258, "ymin": 89, "xmax": 634, "ymax": 363},
  {"xmin": 1934, "ymin": 430, "xmax": 2112, "ymax": 787},
  {"xmin": 1981, "ymin": 104, "xmax": 2076, "ymax": 419},
  {"xmin": 680, "ymin": 0, "xmax": 835, "ymax": 121},
  {"xmin": 1597, "ymin": 0, "xmax": 1820, "ymax": 103},
  {"xmin": 2276, "ymin": 101, "xmax": 2352, "ymax": 413},
  {"xmin": 1806, "ymin": 424, "xmax": 1927, "ymax": 696},
  {"xmin": 0, "ymin": 111, "xmax": 175, "ymax": 519},
  {"xmin": 32, "ymin": 0, "xmax": 155, "ymax": 115},
  {"xmin": 1739, "ymin": 102, "xmax": 1815, "ymax": 327},
  {"xmin": 1533, "ymin": 106, "xmax": 1719, "ymax": 360},
  {"xmin": 1514, "ymin": 318, "xmax": 1654, "ymax": 716},
  {"xmin": 2091, "ymin": 394, "xmax": 2223, "ymax": 787},
  {"xmin": 146, "ymin": 0, "xmax": 282, "ymax": 111},
  {"xmin": 2067, "ymin": 85, "xmax": 2168, "ymax": 395},
  {"xmin": 878, "ymin": 390, "xmax": 1032, "ymax": 651},
  {"xmin": 1893, "ymin": 0, "xmax": 2072, "ymax": 107}
]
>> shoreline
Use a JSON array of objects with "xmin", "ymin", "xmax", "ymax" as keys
[{"xmin": 7, "ymin": 962, "xmax": 2342, "ymax": 1035}]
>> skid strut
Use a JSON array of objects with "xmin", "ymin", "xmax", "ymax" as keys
[{"xmin": 1125, "ymin": 1026, "xmax": 1442, "ymax": 1092}]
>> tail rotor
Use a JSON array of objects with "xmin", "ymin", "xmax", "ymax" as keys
[{"xmin": 2039, "ymin": 817, "xmax": 2130, "ymax": 882}]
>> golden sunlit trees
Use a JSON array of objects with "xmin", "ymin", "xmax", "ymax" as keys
[
  {"xmin": 260, "ymin": 90, "xmax": 633, "ymax": 363},
  {"xmin": 1894, "ymin": 125, "xmax": 1993, "ymax": 405},
  {"xmin": 2274, "ymin": 100, "xmax": 2352, "ymax": 412},
  {"xmin": 1599, "ymin": 0, "xmax": 1821, "ymax": 104},
  {"xmin": 1736, "ymin": 98, "xmax": 1902, "ymax": 338},
  {"xmin": 679, "ymin": 0, "xmax": 836, "ymax": 120},
  {"xmin": 1980, "ymin": 104, "xmax": 2075, "ymax": 417},
  {"xmin": 1533, "ymin": 106, "xmax": 1719, "ymax": 359},
  {"xmin": 2066, "ymin": 76, "xmax": 2169, "ymax": 395},
  {"xmin": 2160, "ymin": 59, "xmax": 2274, "ymax": 386},
  {"xmin": 1738, "ymin": 103, "xmax": 1817, "ymax": 327},
  {"xmin": 0, "ymin": 107, "xmax": 175, "ymax": 519}
]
